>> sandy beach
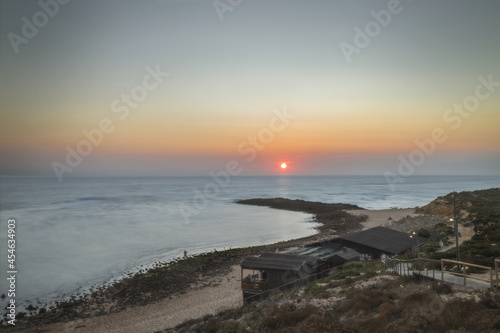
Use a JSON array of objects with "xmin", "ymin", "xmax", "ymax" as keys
[
  {"xmin": 351, "ymin": 208, "xmax": 421, "ymax": 230},
  {"xmin": 29, "ymin": 265, "xmax": 243, "ymax": 333}
]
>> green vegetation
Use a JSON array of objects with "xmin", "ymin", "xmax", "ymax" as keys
[
  {"xmin": 342, "ymin": 261, "xmax": 364, "ymax": 269},
  {"xmin": 456, "ymin": 189, "xmax": 500, "ymax": 267},
  {"xmin": 421, "ymin": 188, "xmax": 500, "ymax": 266},
  {"xmin": 327, "ymin": 269, "xmax": 360, "ymax": 280},
  {"xmin": 305, "ymin": 284, "xmax": 327, "ymax": 297},
  {"xmin": 410, "ymin": 223, "xmax": 456, "ymax": 255}
]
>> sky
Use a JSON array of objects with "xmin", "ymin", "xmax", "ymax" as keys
[{"xmin": 0, "ymin": 0, "xmax": 499, "ymax": 178}]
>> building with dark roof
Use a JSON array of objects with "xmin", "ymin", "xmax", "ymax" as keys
[
  {"xmin": 287, "ymin": 245, "xmax": 360, "ymax": 265},
  {"xmin": 240, "ymin": 246, "xmax": 360, "ymax": 298},
  {"xmin": 240, "ymin": 226, "xmax": 427, "ymax": 300},
  {"xmin": 308, "ymin": 226, "xmax": 427, "ymax": 259},
  {"xmin": 241, "ymin": 252, "xmax": 318, "ymax": 273}
]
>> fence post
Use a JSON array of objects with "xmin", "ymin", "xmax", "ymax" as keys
[
  {"xmin": 496, "ymin": 260, "xmax": 499, "ymax": 291},
  {"xmin": 463, "ymin": 265, "xmax": 466, "ymax": 286},
  {"xmin": 490, "ymin": 268, "xmax": 493, "ymax": 290},
  {"xmin": 441, "ymin": 260, "xmax": 444, "ymax": 282}
]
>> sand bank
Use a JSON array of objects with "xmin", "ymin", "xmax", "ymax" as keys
[{"xmin": 350, "ymin": 208, "xmax": 421, "ymax": 230}]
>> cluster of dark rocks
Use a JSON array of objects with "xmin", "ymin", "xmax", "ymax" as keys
[{"xmin": 384, "ymin": 214, "xmax": 445, "ymax": 233}]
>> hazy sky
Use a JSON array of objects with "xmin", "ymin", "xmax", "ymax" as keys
[{"xmin": 1, "ymin": 0, "xmax": 499, "ymax": 178}]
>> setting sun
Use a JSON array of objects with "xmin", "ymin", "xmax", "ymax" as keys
[{"xmin": 281, "ymin": 163, "xmax": 287, "ymax": 169}]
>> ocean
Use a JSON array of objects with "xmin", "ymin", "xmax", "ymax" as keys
[{"xmin": 1, "ymin": 175, "xmax": 499, "ymax": 311}]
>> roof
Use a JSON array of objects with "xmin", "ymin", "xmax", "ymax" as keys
[
  {"xmin": 286, "ymin": 246, "xmax": 339, "ymax": 261},
  {"xmin": 286, "ymin": 246, "xmax": 360, "ymax": 262},
  {"xmin": 240, "ymin": 252, "xmax": 318, "ymax": 272},
  {"xmin": 339, "ymin": 226, "xmax": 426, "ymax": 255},
  {"xmin": 333, "ymin": 247, "xmax": 360, "ymax": 261}
]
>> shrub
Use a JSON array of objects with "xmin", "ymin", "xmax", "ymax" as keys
[
  {"xmin": 343, "ymin": 261, "xmax": 364, "ymax": 269},
  {"xmin": 307, "ymin": 284, "xmax": 327, "ymax": 296},
  {"xmin": 430, "ymin": 282, "xmax": 453, "ymax": 294},
  {"xmin": 260, "ymin": 303, "xmax": 320, "ymax": 329},
  {"xmin": 422, "ymin": 242, "xmax": 439, "ymax": 253},
  {"xmin": 175, "ymin": 318, "xmax": 203, "ymax": 330},
  {"xmin": 429, "ymin": 298, "xmax": 495, "ymax": 331},
  {"xmin": 418, "ymin": 229, "xmax": 431, "ymax": 238},
  {"xmin": 329, "ymin": 269, "xmax": 361, "ymax": 281},
  {"xmin": 343, "ymin": 277, "xmax": 355, "ymax": 286},
  {"xmin": 218, "ymin": 307, "xmax": 244, "ymax": 320},
  {"xmin": 303, "ymin": 313, "xmax": 328, "ymax": 330},
  {"xmin": 399, "ymin": 252, "xmax": 415, "ymax": 260},
  {"xmin": 202, "ymin": 314, "xmax": 214, "ymax": 321},
  {"xmin": 364, "ymin": 270, "xmax": 377, "ymax": 278},
  {"xmin": 341, "ymin": 289, "xmax": 389, "ymax": 314},
  {"xmin": 401, "ymin": 289, "xmax": 434, "ymax": 303}
]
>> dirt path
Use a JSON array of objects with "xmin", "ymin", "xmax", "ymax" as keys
[{"xmin": 438, "ymin": 224, "xmax": 475, "ymax": 252}]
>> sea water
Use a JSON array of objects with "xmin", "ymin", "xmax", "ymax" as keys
[{"xmin": 0, "ymin": 175, "xmax": 499, "ymax": 310}]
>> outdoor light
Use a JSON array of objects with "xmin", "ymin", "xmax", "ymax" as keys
[
  {"xmin": 452, "ymin": 191, "xmax": 460, "ymax": 268},
  {"xmin": 410, "ymin": 231, "xmax": 421, "ymax": 272}
]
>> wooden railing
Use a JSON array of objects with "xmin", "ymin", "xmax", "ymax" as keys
[
  {"xmin": 238, "ymin": 260, "xmax": 383, "ymax": 305},
  {"xmin": 494, "ymin": 259, "xmax": 499, "ymax": 291},
  {"xmin": 216, "ymin": 259, "xmax": 395, "ymax": 315},
  {"xmin": 386, "ymin": 257, "xmax": 497, "ymax": 290},
  {"xmin": 385, "ymin": 257, "xmax": 441, "ymax": 279},
  {"xmin": 241, "ymin": 280, "xmax": 267, "ymax": 292},
  {"xmin": 440, "ymin": 259, "xmax": 493, "ymax": 289}
]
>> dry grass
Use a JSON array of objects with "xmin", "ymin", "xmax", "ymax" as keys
[
  {"xmin": 327, "ymin": 279, "xmax": 500, "ymax": 333},
  {"xmin": 172, "ymin": 274, "xmax": 500, "ymax": 333}
]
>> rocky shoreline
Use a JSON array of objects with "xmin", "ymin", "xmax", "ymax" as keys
[{"xmin": 2, "ymin": 198, "xmax": 367, "ymax": 330}]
